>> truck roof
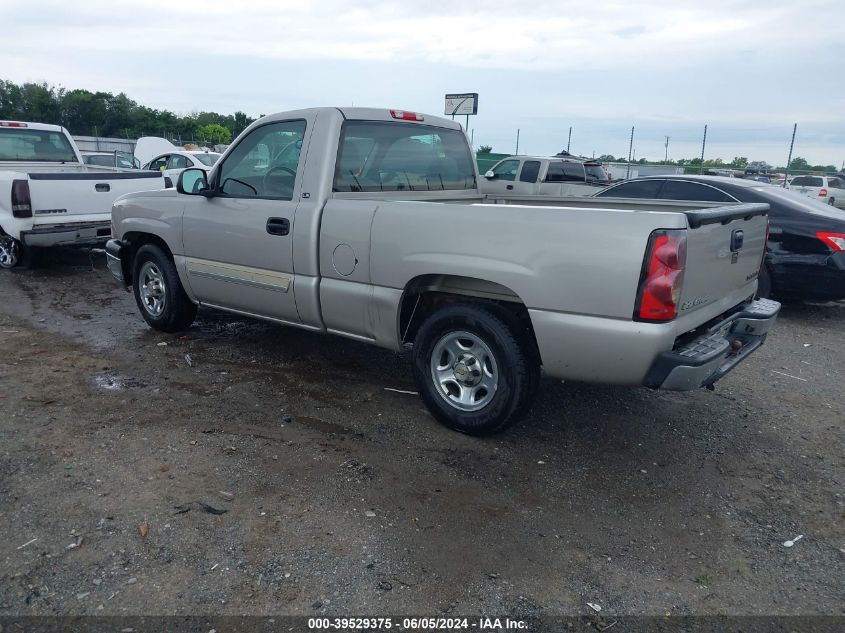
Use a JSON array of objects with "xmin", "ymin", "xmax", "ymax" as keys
[
  {"xmin": 259, "ymin": 107, "xmax": 464, "ymax": 131},
  {"xmin": 0, "ymin": 121, "xmax": 66, "ymax": 133},
  {"xmin": 496, "ymin": 154, "xmax": 604, "ymax": 164}
]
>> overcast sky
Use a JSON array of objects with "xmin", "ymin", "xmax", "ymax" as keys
[{"xmin": 2, "ymin": 0, "xmax": 843, "ymax": 166}]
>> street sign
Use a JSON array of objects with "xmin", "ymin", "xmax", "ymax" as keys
[{"xmin": 445, "ymin": 93, "xmax": 478, "ymax": 116}]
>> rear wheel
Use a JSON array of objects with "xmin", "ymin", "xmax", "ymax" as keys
[
  {"xmin": 411, "ymin": 303, "xmax": 539, "ymax": 436},
  {"xmin": 0, "ymin": 235, "xmax": 38, "ymax": 269},
  {"xmin": 0, "ymin": 235, "xmax": 21, "ymax": 269},
  {"xmin": 132, "ymin": 244, "xmax": 197, "ymax": 332}
]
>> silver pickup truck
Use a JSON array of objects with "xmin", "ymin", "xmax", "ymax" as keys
[{"xmin": 105, "ymin": 107, "xmax": 780, "ymax": 435}]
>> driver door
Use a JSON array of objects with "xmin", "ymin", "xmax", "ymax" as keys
[{"xmin": 181, "ymin": 118, "xmax": 312, "ymax": 325}]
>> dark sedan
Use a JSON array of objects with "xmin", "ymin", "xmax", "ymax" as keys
[{"xmin": 594, "ymin": 175, "xmax": 845, "ymax": 301}]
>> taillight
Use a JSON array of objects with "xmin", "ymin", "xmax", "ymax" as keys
[
  {"xmin": 818, "ymin": 188, "xmax": 828, "ymax": 198},
  {"xmin": 11, "ymin": 179, "xmax": 32, "ymax": 218},
  {"xmin": 816, "ymin": 232, "xmax": 845, "ymax": 251},
  {"xmin": 389, "ymin": 110, "xmax": 424, "ymax": 122},
  {"xmin": 634, "ymin": 229, "xmax": 687, "ymax": 322}
]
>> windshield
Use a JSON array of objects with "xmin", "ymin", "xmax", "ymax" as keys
[
  {"xmin": 0, "ymin": 128, "xmax": 77, "ymax": 162},
  {"xmin": 333, "ymin": 121, "xmax": 476, "ymax": 192},
  {"xmin": 192, "ymin": 153, "xmax": 221, "ymax": 166}
]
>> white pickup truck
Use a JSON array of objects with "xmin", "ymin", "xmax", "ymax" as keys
[
  {"xmin": 106, "ymin": 107, "xmax": 780, "ymax": 435},
  {"xmin": 0, "ymin": 121, "xmax": 164, "ymax": 268}
]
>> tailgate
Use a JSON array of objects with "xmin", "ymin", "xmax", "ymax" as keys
[
  {"xmin": 27, "ymin": 172, "xmax": 163, "ymax": 221},
  {"xmin": 679, "ymin": 203, "xmax": 769, "ymax": 317}
]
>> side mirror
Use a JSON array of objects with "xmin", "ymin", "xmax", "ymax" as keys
[
  {"xmin": 484, "ymin": 170, "xmax": 496, "ymax": 179},
  {"xmin": 177, "ymin": 168, "xmax": 211, "ymax": 196}
]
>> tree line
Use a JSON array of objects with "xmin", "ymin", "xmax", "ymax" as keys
[{"xmin": 0, "ymin": 80, "xmax": 257, "ymax": 145}]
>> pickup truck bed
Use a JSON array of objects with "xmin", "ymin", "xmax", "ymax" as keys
[{"xmin": 105, "ymin": 107, "xmax": 780, "ymax": 435}]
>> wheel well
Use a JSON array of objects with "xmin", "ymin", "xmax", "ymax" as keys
[
  {"xmin": 121, "ymin": 232, "xmax": 173, "ymax": 284},
  {"xmin": 398, "ymin": 275, "xmax": 540, "ymax": 359}
]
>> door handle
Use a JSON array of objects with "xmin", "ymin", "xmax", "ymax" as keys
[
  {"xmin": 266, "ymin": 217, "xmax": 290, "ymax": 236},
  {"xmin": 95, "ymin": 183, "xmax": 111, "ymax": 192},
  {"xmin": 506, "ymin": 184, "xmax": 514, "ymax": 190}
]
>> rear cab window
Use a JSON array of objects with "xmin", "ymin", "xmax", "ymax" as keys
[
  {"xmin": 333, "ymin": 121, "xmax": 477, "ymax": 192},
  {"xmin": 0, "ymin": 128, "xmax": 76, "ymax": 162}
]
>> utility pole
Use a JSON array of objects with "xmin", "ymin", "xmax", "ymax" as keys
[
  {"xmin": 626, "ymin": 126, "xmax": 635, "ymax": 180},
  {"xmin": 567, "ymin": 126, "xmax": 572, "ymax": 153},
  {"xmin": 699, "ymin": 124, "xmax": 708, "ymax": 174},
  {"xmin": 664, "ymin": 136, "xmax": 670, "ymax": 163},
  {"xmin": 784, "ymin": 123, "xmax": 797, "ymax": 187},
  {"xmin": 515, "ymin": 128, "xmax": 520, "ymax": 155}
]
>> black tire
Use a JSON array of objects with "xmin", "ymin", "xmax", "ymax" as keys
[
  {"xmin": 132, "ymin": 243, "xmax": 197, "ymax": 332},
  {"xmin": 411, "ymin": 302, "xmax": 540, "ymax": 436},
  {"xmin": 756, "ymin": 265, "xmax": 772, "ymax": 299}
]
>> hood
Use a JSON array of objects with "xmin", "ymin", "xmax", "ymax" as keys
[{"xmin": 134, "ymin": 137, "xmax": 178, "ymax": 168}]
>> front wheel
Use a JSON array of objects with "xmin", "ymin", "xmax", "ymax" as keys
[
  {"xmin": 132, "ymin": 244, "xmax": 197, "ymax": 332},
  {"xmin": 411, "ymin": 303, "xmax": 539, "ymax": 436}
]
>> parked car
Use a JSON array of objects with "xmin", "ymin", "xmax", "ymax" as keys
[
  {"xmin": 143, "ymin": 150, "xmax": 222, "ymax": 188},
  {"xmin": 787, "ymin": 175, "xmax": 845, "ymax": 209},
  {"xmin": 82, "ymin": 150, "xmax": 140, "ymax": 170},
  {"xmin": 106, "ymin": 107, "xmax": 778, "ymax": 435},
  {"xmin": 480, "ymin": 155, "xmax": 609, "ymax": 197},
  {"xmin": 0, "ymin": 120, "xmax": 164, "ymax": 269},
  {"xmin": 594, "ymin": 175, "xmax": 845, "ymax": 301}
]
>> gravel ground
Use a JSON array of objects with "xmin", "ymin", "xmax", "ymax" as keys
[{"xmin": 0, "ymin": 250, "xmax": 843, "ymax": 621}]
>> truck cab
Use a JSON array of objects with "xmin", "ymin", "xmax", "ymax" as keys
[{"xmin": 480, "ymin": 155, "xmax": 610, "ymax": 197}]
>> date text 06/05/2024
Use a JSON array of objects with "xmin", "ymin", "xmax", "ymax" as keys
[{"xmin": 307, "ymin": 617, "xmax": 529, "ymax": 630}]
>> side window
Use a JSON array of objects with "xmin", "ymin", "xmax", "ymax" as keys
[
  {"xmin": 149, "ymin": 155, "xmax": 168, "ymax": 172},
  {"xmin": 596, "ymin": 179, "xmax": 664, "ymax": 198},
  {"xmin": 218, "ymin": 120, "xmax": 307, "ymax": 199},
  {"xmin": 545, "ymin": 161, "xmax": 586, "ymax": 182},
  {"xmin": 806, "ymin": 176, "xmax": 824, "ymax": 187},
  {"xmin": 660, "ymin": 180, "xmax": 734, "ymax": 202},
  {"xmin": 167, "ymin": 155, "xmax": 187, "ymax": 169},
  {"xmin": 829, "ymin": 178, "xmax": 844, "ymax": 189},
  {"xmin": 519, "ymin": 161, "xmax": 541, "ymax": 183},
  {"xmin": 789, "ymin": 176, "xmax": 806, "ymax": 186},
  {"xmin": 490, "ymin": 159, "xmax": 520, "ymax": 181}
]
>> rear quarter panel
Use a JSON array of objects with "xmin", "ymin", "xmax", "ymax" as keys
[{"xmin": 370, "ymin": 201, "xmax": 687, "ymax": 318}]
